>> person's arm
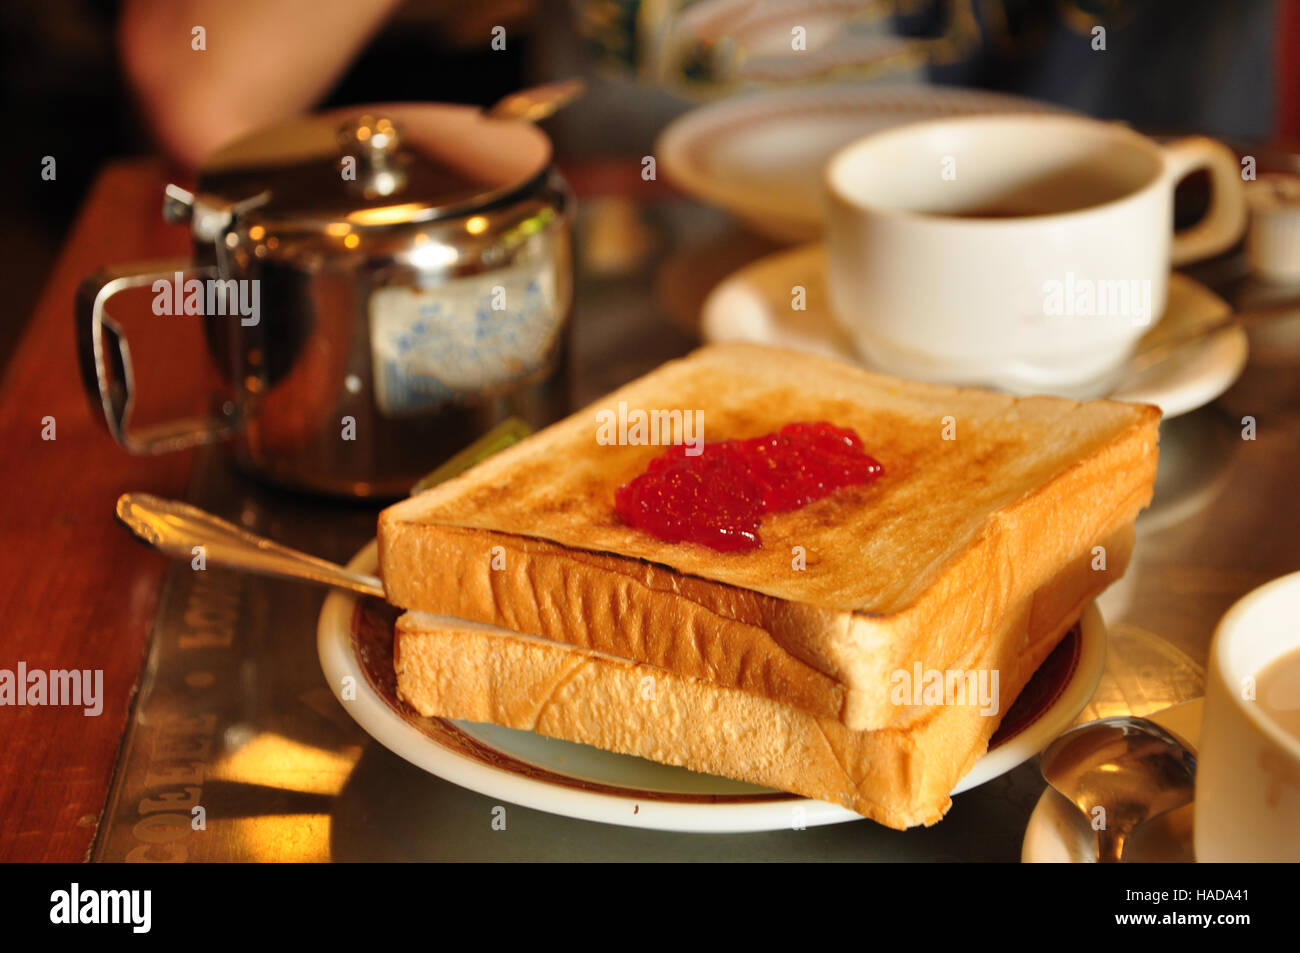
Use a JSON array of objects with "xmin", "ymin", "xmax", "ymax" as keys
[{"xmin": 119, "ymin": 0, "xmax": 404, "ymax": 169}]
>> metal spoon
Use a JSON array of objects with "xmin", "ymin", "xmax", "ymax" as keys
[
  {"xmin": 115, "ymin": 493, "xmax": 384, "ymax": 598},
  {"xmin": 1039, "ymin": 716, "xmax": 1197, "ymax": 862},
  {"xmin": 486, "ymin": 79, "xmax": 586, "ymax": 123}
]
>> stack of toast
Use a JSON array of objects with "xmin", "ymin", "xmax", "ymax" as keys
[{"xmin": 378, "ymin": 343, "xmax": 1159, "ymax": 829}]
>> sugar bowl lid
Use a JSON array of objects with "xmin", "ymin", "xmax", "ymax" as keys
[{"xmin": 194, "ymin": 102, "xmax": 553, "ymax": 230}]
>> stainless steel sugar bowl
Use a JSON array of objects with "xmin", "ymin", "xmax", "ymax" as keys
[{"xmin": 77, "ymin": 102, "xmax": 573, "ymax": 497}]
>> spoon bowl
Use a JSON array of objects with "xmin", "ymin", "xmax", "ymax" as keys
[{"xmin": 1040, "ymin": 715, "xmax": 1197, "ymax": 862}]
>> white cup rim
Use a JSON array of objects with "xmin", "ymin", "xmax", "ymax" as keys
[
  {"xmin": 1213, "ymin": 569, "xmax": 1300, "ymax": 763},
  {"xmin": 824, "ymin": 113, "xmax": 1169, "ymax": 225}
]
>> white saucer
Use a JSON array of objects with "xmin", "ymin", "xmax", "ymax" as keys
[
  {"xmin": 658, "ymin": 84, "xmax": 1069, "ymax": 243},
  {"xmin": 320, "ymin": 543, "xmax": 1108, "ymax": 834},
  {"xmin": 1021, "ymin": 699, "xmax": 1202, "ymax": 863},
  {"xmin": 701, "ymin": 243, "xmax": 1249, "ymax": 418}
]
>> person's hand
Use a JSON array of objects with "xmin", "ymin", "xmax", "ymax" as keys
[{"xmin": 119, "ymin": 0, "xmax": 403, "ymax": 169}]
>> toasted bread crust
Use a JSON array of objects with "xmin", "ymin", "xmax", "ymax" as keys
[
  {"xmin": 380, "ymin": 343, "xmax": 1159, "ymax": 730},
  {"xmin": 393, "ymin": 594, "xmax": 1076, "ymax": 829}
]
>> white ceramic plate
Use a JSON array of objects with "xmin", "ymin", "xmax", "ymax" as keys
[
  {"xmin": 657, "ymin": 84, "xmax": 1069, "ymax": 242},
  {"xmin": 1021, "ymin": 698, "xmax": 1202, "ymax": 863},
  {"xmin": 320, "ymin": 542, "xmax": 1108, "ymax": 833},
  {"xmin": 700, "ymin": 242, "xmax": 1249, "ymax": 418}
]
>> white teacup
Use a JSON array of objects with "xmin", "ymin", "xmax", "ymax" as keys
[
  {"xmin": 824, "ymin": 114, "xmax": 1247, "ymax": 396},
  {"xmin": 1194, "ymin": 572, "xmax": 1300, "ymax": 862}
]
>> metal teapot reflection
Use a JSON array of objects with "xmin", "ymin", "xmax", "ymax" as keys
[{"xmin": 76, "ymin": 102, "xmax": 573, "ymax": 498}]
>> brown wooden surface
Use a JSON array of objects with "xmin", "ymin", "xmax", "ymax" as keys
[
  {"xmin": 0, "ymin": 155, "xmax": 652, "ymax": 862},
  {"xmin": 0, "ymin": 159, "xmax": 194, "ymax": 862}
]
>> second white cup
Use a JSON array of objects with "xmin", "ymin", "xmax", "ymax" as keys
[{"xmin": 1194, "ymin": 572, "xmax": 1300, "ymax": 862}]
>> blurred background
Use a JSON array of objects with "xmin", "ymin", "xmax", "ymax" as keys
[{"xmin": 1, "ymin": 0, "xmax": 1292, "ymax": 371}]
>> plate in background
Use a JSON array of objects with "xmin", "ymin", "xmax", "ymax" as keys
[{"xmin": 658, "ymin": 84, "xmax": 1069, "ymax": 242}]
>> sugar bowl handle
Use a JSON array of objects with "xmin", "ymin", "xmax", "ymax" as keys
[{"xmin": 75, "ymin": 259, "xmax": 233, "ymax": 454}]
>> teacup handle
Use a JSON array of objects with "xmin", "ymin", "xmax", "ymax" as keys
[
  {"xmin": 1163, "ymin": 136, "xmax": 1248, "ymax": 266},
  {"xmin": 75, "ymin": 259, "xmax": 234, "ymax": 454}
]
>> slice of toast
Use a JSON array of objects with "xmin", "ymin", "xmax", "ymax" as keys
[
  {"xmin": 380, "ymin": 342, "xmax": 1158, "ymax": 730},
  {"xmin": 392, "ymin": 601, "xmax": 1074, "ymax": 830}
]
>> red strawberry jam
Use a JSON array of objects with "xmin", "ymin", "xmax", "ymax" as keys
[{"xmin": 614, "ymin": 421, "xmax": 882, "ymax": 552}]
